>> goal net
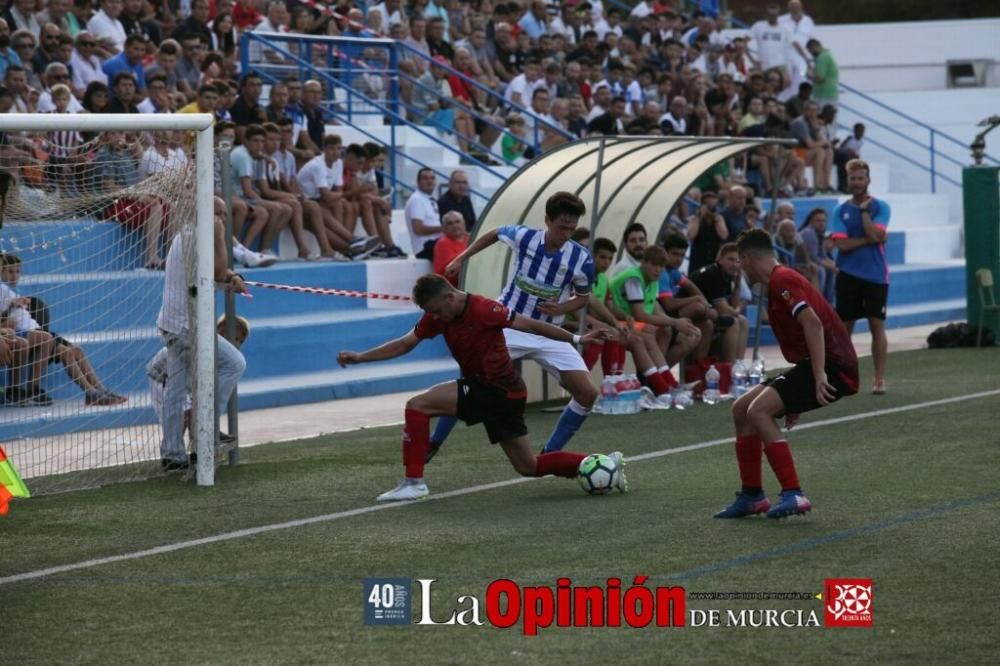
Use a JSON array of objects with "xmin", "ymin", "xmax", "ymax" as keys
[{"xmin": 0, "ymin": 114, "xmax": 217, "ymax": 494}]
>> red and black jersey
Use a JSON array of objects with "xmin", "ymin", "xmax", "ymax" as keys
[
  {"xmin": 414, "ymin": 295, "xmax": 525, "ymax": 397},
  {"xmin": 767, "ymin": 266, "xmax": 859, "ymax": 388}
]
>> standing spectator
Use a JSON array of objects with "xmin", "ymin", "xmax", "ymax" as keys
[
  {"xmin": 807, "ymin": 38, "xmax": 839, "ymax": 109},
  {"xmin": 686, "ymin": 189, "xmax": 728, "ymax": 274},
  {"xmin": 70, "ymin": 31, "xmax": 107, "ymax": 93},
  {"xmin": 749, "ymin": 5, "xmax": 805, "ymax": 84},
  {"xmin": 101, "ymin": 32, "xmax": 146, "ymax": 92},
  {"xmin": 831, "ymin": 159, "xmax": 890, "ymax": 394},
  {"xmin": 438, "ymin": 169, "xmax": 476, "ymax": 232},
  {"xmin": 834, "ymin": 122, "xmax": 865, "ymax": 193},
  {"xmin": 433, "ymin": 211, "xmax": 469, "ymax": 286},
  {"xmin": 778, "ymin": 0, "xmax": 815, "ymax": 90},
  {"xmin": 87, "ymin": 0, "xmax": 127, "ymax": 55},
  {"xmin": 798, "ymin": 208, "xmax": 837, "ymax": 303},
  {"xmin": 405, "ymin": 167, "xmax": 443, "ymax": 260}
]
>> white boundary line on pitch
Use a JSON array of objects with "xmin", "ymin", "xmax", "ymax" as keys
[{"xmin": 2, "ymin": 388, "xmax": 998, "ymax": 586}]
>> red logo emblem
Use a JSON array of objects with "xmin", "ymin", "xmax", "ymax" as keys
[{"xmin": 824, "ymin": 578, "xmax": 873, "ymax": 627}]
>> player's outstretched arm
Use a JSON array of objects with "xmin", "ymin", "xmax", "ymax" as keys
[
  {"xmin": 337, "ymin": 330, "xmax": 421, "ymax": 367},
  {"xmin": 511, "ymin": 313, "xmax": 610, "ymax": 346},
  {"xmin": 445, "ymin": 228, "xmax": 500, "ymax": 277}
]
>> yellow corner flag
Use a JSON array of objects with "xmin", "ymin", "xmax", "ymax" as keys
[{"xmin": 0, "ymin": 445, "xmax": 30, "ymax": 516}]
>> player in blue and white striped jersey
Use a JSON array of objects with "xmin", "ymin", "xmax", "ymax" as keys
[{"xmin": 432, "ymin": 192, "xmax": 617, "ymax": 457}]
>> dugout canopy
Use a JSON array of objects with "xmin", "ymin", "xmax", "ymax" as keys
[{"xmin": 461, "ymin": 136, "xmax": 783, "ymax": 297}]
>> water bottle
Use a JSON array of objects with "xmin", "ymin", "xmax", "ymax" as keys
[
  {"xmin": 703, "ymin": 365, "xmax": 721, "ymax": 405},
  {"xmin": 731, "ymin": 359, "xmax": 748, "ymax": 397},
  {"xmin": 600, "ymin": 376, "xmax": 618, "ymax": 415},
  {"xmin": 750, "ymin": 357, "xmax": 766, "ymax": 386},
  {"xmin": 626, "ymin": 374, "xmax": 642, "ymax": 414}
]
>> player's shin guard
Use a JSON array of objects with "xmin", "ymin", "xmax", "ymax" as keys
[
  {"xmin": 430, "ymin": 415, "xmax": 458, "ymax": 447},
  {"xmin": 764, "ymin": 439, "xmax": 800, "ymax": 491},
  {"xmin": 736, "ymin": 434, "xmax": 764, "ymax": 493},
  {"xmin": 403, "ymin": 409, "xmax": 431, "ymax": 479},
  {"xmin": 602, "ymin": 340, "xmax": 627, "ymax": 376},
  {"xmin": 542, "ymin": 399, "xmax": 591, "ymax": 453},
  {"xmin": 535, "ymin": 451, "xmax": 587, "ymax": 478}
]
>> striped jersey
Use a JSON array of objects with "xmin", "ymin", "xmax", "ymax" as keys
[{"xmin": 496, "ymin": 225, "xmax": 594, "ymax": 325}]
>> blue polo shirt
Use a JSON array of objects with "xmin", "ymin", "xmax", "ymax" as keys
[
  {"xmin": 101, "ymin": 52, "xmax": 146, "ymax": 91},
  {"xmin": 831, "ymin": 198, "xmax": 892, "ymax": 285}
]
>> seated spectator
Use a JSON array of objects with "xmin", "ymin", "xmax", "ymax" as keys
[
  {"xmin": 92, "ymin": 131, "xmax": 167, "ymax": 268},
  {"xmin": 773, "ymin": 218, "xmax": 818, "ymax": 284},
  {"xmin": 31, "ymin": 22, "xmax": 63, "ymax": 78},
  {"xmin": 70, "ymin": 31, "xmax": 107, "ymax": 94},
  {"xmin": 87, "ymin": 0, "xmax": 127, "ymax": 56},
  {"xmin": 107, "ymin": 70, "xmax": 139, "ymax": 113},
  {"xmin": 137, "ymin": 71, "xmax": 172, "ymax": 113},
  {"xmin": 230, "ymin": 124, "xmax": 290, "ymax": 256},
  {"xmin": 0, "ymin": 256, "xmax": 53, "ymax": 406},
  {"xmin": 789, "ymin": 101, "xmax": 832, "ymax": 192},
  {"xmin": 340, "ymin": 143, "xmax": 394, "ymax": 254},
  {"xmin": 433, "ymin": 211, "xmax": 469, "ymax": 286},
  {"xmin": 252, "ymin": 123, "xmax": 316, "ymax": 261},
  {"xmin": 229, "ymin": 72, "xmax": 267, "ymax": 143},
  {"xmin": 174, "ymin": 32, "xmax": 204, "ymax": 102},
  {"xmin": 500, "ymin": 113, "xmax": 528, "ymax": 165},
  {"xmin": 143, "ymin": 39, "xmax": 181, "ymax": 96},
  {"xmin": 404, "ymin": 167, "xmax": 442, "ymax": 260},
  {"xmin": 798, "ymin": 207, "xmax": 837, "ymax": 302},
  {"xmin": 354, "ymin": 145, "xmax": 406, "ymax": 258},
  {"xmin": 37, "ymin": 62, "xmax": 82, "ymax": 112},
  {"xmin": 688, "ymin": 243, "xmax": 749, "ymax": 363},
  {"xmin": 587, "ymin": 95, "xmax": 626, "ymax": 135},
  {"xmin": 656, "ymin": 232, "xmax": 710, "ymax": 360},
  {"xmin": 3, "ymin": 255, "xmax": 129, "ymax": 406},
  {"xmin": 571, "ymin": 227, "xmax": 590, "ymax": 248},
  {"xmin": 438, "ymin": 169, "xmax": 476, "ymax": 233}
]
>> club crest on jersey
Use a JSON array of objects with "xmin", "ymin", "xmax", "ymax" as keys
[
  {"xmin": 492, "ymin": 304, "xmax": 503, "ymax": 313},
  {"xmin": 781, "ymin": 289, "xmax": 792, "ymax": 302}
]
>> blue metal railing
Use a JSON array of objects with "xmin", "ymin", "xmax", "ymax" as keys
[
  {"xmin": 837, "ymin": 81, "xmax": 999, "ymax": 193},
  {"xmin": 240, "ymin": 32, "xmax": 500, "ymax": 206}
]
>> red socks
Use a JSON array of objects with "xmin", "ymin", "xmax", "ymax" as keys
[
  {"xmin": 764, "ymin": 440, "xmax": 800, "ymax": 491},
  {"xmin": 659, "ymin": 369, "xmax": 678, "ymax": 389},
  {"xmin": 735, "ymin": 434, "xmax": 763, "ymax": 491},
  {"xmin": 402, "ymin": 409, "xmax": 430, "ymax": 478},
  {"xmin": 582, "ymin": 343, "xmax": 602, "ymax": 370},
  {"xmin": 535, "ymin": 451, "xmax": 587, "ymax": 478},
  {"xmin": 602, "ymin": 341, "xmax": 626, "ymax": 376},
  {"xmin": 645, "ymin": 370, "xmax": 671, "ymax": 396}
]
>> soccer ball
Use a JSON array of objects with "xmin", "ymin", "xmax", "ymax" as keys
[{"xmin": 577, "ymin": 453, "xmax": 618, "ymax": 495}]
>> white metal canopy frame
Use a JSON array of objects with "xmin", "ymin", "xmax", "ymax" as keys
[
  {"xmin": 0, "ymin": 113, "xmax": 219, "ymax": 486},
  {"xmin": 460, "ymin": 135, "xmax": 793, "ymax": 298}
]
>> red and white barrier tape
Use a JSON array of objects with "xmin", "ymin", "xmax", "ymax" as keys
[{"xmin": 244, "ymin": 280, "xmax": 412, "ymax": 301}]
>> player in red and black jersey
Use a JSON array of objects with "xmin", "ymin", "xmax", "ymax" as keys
[
  {"xmin": 337, "ymin": 274, "xmax": 627, "ymax": 502},
  {"xmin": 715, "ymin": 230, "xmax": 859, "ymax": 520}
]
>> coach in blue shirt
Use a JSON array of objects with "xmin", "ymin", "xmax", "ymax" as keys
[
  {"xmin": 101, "ymin": 33, "xmax": 147, "ymax": 93},
  {"xmin": 830, "ymin": 158, "xmax": 891, "ymax": 395}
]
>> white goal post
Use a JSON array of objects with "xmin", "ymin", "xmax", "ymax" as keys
[{"xmin": 0, "ymin": 113, "xmax": 219, "ymax": 487}]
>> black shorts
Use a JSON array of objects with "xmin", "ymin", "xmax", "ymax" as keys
[
  {"xmin": 456, "ymin": 377, "xmax": 527, "ymax": 444},
  {"xmin": 764, "ymin": 360, "xmax": 859, "ymax": 416},
  {"xmin": 836, "ymin": 271, "xmax": 888, "ymax": 321}
]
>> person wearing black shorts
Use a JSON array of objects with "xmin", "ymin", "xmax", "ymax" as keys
[
  {"xmin": 337, "ymin": 273, "xmax": 627, "ymax": 502},
  {"xmin": 714, "ymin": 230, "xmax": 860, "ymax": 520}
]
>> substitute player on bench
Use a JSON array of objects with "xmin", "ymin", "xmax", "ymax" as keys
[
  {"xmin": 337, "ymin": 273, "xmax": 626, "ymax": 502},
  {"xmin": 715, "ymin": 230, "xmax": 858, "ymax": 519}
]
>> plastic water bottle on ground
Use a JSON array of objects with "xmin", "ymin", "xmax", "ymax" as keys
[
  {"xmin": 600, "ymin": 376, "xmax": 619, "ymax": 415},
  {"xmin": 750, "ymin": 357, "xmax": 765, "ymax": 386},
  {"xmin": 703, "ymin": 365, "xmax": 721, "ymax": 405},
  {"xmin": 732, "ymin": 359, "xmax": 748, "ymax": 397}
]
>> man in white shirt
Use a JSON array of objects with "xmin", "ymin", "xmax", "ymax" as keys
[
  {"xmin": 86, "ymin": 0, "xmax": 127, "ymax": 54},
  {"xmin": 250, "ymin": 0, "xmax": 289, "ymax": 64},
  {"xmin": 0, "ymin": 256, "xmax": 54, "ymax": 405},
  {"xmin": 659, "ymin": 95, "xmax": 689, "ymax": 135},
  {"xmin": 405, "ymin": 167, "xmax": 442, "ymax": 260},
  {"xmin": 750, "ymin": 4, "xmax": 807, "ymax": 81},
  {"xmin": 371, "ymin": 0, "xmax": 404, "ymax": 34},
  {"xmin": 69, "ymin": 31, "xmax": 107, "ymax": 93},
  {"xmin": 629, "ymin": 0, "xmax": 655, "ymax": 20},
  {"xmin": 504, "ymin": 59, "xmax": 545, "ymax": 109},
  {"xmin": 778, "ymin": 0, "xmax": 815, "ymax": 86}
]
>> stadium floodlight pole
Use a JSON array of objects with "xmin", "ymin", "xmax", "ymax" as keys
[
  {"xmin": 0, "ymin": 112, "xmax": 218, "ymax": 486},
  {"xmin": 217, "ymin": 137, "xmax": 240, "ymax": 467}
]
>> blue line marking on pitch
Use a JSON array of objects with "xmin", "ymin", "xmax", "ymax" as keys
[{"xmin": 670, "ymin": 491, "xmax": 1000, "ymax": 582}]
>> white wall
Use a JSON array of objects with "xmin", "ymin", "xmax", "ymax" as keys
[{"xmin": 815, "ymin": 18, "xmax": 1000, "ymax": 92}]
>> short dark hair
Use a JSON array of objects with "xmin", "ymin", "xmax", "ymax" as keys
[
  {"xmin": 197, "ymin": 83, "xmax": 217, "ymax": 97},
  {"xmin": 244, "ymin": 124, "xmax": 267, "ymax": 140},
  {"xmin": 735, "ymin": 229, "xmax": 775, "ymax": 258},
  {"xmin": 240, "ymin": 72, "xmax": 262, "ymax": 89},
  {"xmin": 716, "ymin": 242, "xmax": 739, "ymax": 258},
  {"xmin": 412, "ymin": 273, "xmax": 454, "ymax": 308},
  {"xmin": 363, "ymin": 141, "xmax": 383, "ymax": 157},
  {"xmin": 545, "ymin": 191, "xmax": 586, "ymax": 220},
  {"xmin": 262, "ymin": 122, "xmax": 280, "ymax": 134},
  {"xmin": 417, "ymin": 166, "xmax": 435, "ymax": 180},
  {"xmin": 112, "ymin": 71, "xmax": 136, "ymax": 86},
  {"xmin": 124, "ymin": 33, "xmax": 147, "ymax": 48},
  {"xmin": 622, "ymin": 222, "xmax": 646, "ymax": 242},
  {"xmin": 571, "ymin": 227, "xmax": 590, "ymax": 242},
  {"xmin": 642, "ymin": 246, "xmax": 668, "ymax": 266},
  {"xmin": 1, "ymin": 252, "xmax": 21, "ymax": 266},
  {"xmin": 592, "ymin": 237, "xmax": 617, "ymax": 256},
  {"xmin": 345, "ymin": 143, "xmax": 367, "ymax": 159},
  {"xmin": 276, "ymin": 117, "xmax": 294, "ymax": 128},
  {"xmin": 660, "ymin": 232, "xmax": 688, "ymax": 252}
]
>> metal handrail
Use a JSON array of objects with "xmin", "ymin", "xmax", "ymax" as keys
[{"xmin": 835, "ymin": 121, "xmax": 963, "ymax": 189}]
